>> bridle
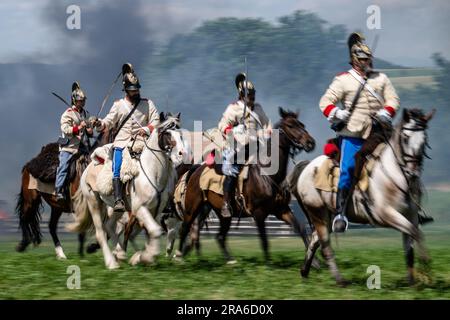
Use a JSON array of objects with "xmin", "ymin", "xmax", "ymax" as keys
[
  {"xmin": 277, "ymin": 121, "xmax": 311, "ymax": 158},
  {"xmin": 137, "ymin": 120, "xmax": 180, "ymax": 214}
]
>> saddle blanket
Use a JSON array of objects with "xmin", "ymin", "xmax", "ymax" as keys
[
  {"xmin": 314, "ymin": 143, "xmax": 386, "ymax": 193},
  {"xmin": 199, "ymin": 165, "xmax": 249, "ymax": 198},
  {"xmin": 27, "ymin": 173, "xmax": 56, "ymax": 195}
]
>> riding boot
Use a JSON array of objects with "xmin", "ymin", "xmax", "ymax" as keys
[
  {"xmin": 113, "ymin": 178, "xmax": 126, "ymax": 212},
  {"xmin": 221, "ymin": 176, "xmax": 236, "ymax": 218},
  {"xmin": 332, "ymin": 188, "xmax": 350, "ymax": 233}
]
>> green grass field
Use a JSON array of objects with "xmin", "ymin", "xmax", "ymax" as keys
[{"xmin": 1, "ymin": 225, "xmax": 450, "ymax": 300}]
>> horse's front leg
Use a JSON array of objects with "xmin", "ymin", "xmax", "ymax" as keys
[
  {"xmin": 88, "ymin": 198, "xmax": 118, "ymax": 269},
  {"xmin": 49, "ymin": 208, "xmax": 66, "ymax": 260},
  {"xmin": 277, "ymin": 208, "xmax": 321, "ymax": 270},
  {"xmin": 78, "ymin": 232, "xmax": 85, "ymax": 257},
  {"xmin": 254, "ymin": 209, "xmax": 270, "ymax": 263},
  {"xmin": 402, "ymin": 233, "xmax": 415, "ymax": 285},
  {"xmin": 105, "ymin": 209, "xmax": 127, "ymax": 261},
  {"xmin": 130, "ymin": 206, "xmax": 162, "ymax": 266},
  {"xmin": 165, "ymin": 217, "xmax": 181, "ymax": 258},
  {"xmin": 315, "ymin": 220, "xmax": 348, "ymax": 286},
  {"xmin": 215, "ymin": 209, "xmax": 235, "ymax": 264},
  {"xmin": 301, "ymin": 230, "xmax": 321, "ymax": 277}
]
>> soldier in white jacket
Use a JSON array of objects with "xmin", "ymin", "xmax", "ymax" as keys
[
  {"xmin": 55, "ymin": 82, "xmax": 93, "ymax": 200},
  {"xmin": 95, "ymin": 63, "xmax": 160, "ymax": 212},
  {"xmin": 217, "ymin": 73, "xmax": 272, "ymax": 217},
  {"xmin": 319, "ymin": 33, "xmax": 401, "ymax": 232}
]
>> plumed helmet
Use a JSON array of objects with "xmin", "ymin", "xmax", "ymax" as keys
[
  {"xmin": 122, "ymin": 63, "xmax": 141, "ymax": 91},
  {"xmin": 235, "ymin": 72, "xmax": 255, "ymax": 96},
  {"xmin": 71, "ymin": 81, "xmax": 86, "ymax": 104},
  {"xmin": 348, "ymin": 32, "xmax": 372, "ymax": 64}
]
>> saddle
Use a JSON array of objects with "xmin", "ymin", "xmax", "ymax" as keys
[
  {"xmin": 89, "ymin": 143, "xmax": 140, "ymax": 195},
  {"xmin": 199, "ymin": 164, "xmax": 249, "ymax": 198},
  {"xmin": 25, "ymin": 143, "xmax": 83, "ymax": 183}
]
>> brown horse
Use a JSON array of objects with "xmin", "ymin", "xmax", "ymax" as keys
[
  {"xmin": 15, "ymin": 131, "xmax": 109, "ymax": 258},
  {"xmin": 177, "ymin": 107, "xmax": 316, "ymax": 263}
]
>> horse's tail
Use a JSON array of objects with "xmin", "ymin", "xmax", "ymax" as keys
[
  {"xmin": 66, "ymin": 187, "xmax": 93, "ymax": 233},
  {"xmin": 287, "ymin": 160, "xmax": 314, "ymax": 231},
  {"xmin": 16, "ymin": 167, "xmax": 43, "ymax": 248}
]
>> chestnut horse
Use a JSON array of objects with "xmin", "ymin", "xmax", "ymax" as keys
[
  {"xmin": 176, "ymin": 108, "xmax": 316, "ymax": 263},
  {"xmin": 15, "ymin": 131, "xmax": 109, "ymax": 259}
]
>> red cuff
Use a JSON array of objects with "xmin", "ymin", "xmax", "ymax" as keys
[
  {"xmin": 224, "ymin": 124, "xmax": 233, "ymax": 135},
  {"xmin": 324, "ymin": 143, "xmax": 339, "ymax": 157},
  {"xmin": 72, "ymin": 125, "xmax": 79, "ymax": 135},
  {"xmin": 323, "ymin": 104, "xmax": 336, "ymax": 118},
  {"xmin": 384, "ymin": 106, "xmax": 396, "ymax": 117},
  {"xmin": 147, "ymin": 124, "xmax": 154, "ymax": 133}
]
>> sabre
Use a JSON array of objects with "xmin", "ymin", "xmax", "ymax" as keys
[
  {"xmin": 202, "ymin": 131, "xmax": 222, "ymax": 148},
  {"xmin": 96, "ymin": 70, "xmax": 122, "ymax": 118},
  {"xmin": 51, "ymin": 92, "xmax": 71, "ymax": 108},
  {"xmin": 241, "ymin": 56, "xmax": 248, "ymax": 130}
]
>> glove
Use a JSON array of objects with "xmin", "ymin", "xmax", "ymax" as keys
[
  {"xmin": 232, "ymin": 124, "xmax": 245, "ymax": 135},
  {"xmin": 328, "ymin": 108, "xmax": 350, "ymax": 124},
  {"xmin": 93, "ymin": 118, "xmax": 103, "ymax": 129},
  {"xmin": 376, "ymin": 109, "xmax": 393, "ymax": 124}
]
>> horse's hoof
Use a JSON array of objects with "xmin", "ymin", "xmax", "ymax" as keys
[
  {"xmin": 311, "ymin": 258, "xmax": 321, "ymax": 270},
  {"xmin": 107, "ymin": 262, "xmax": 120, "ymax": 270},
  {"xmin": 140, "ymin": 252, "xmax": 157, "ymax": 265},
  {"xmin": 86, "ymin": 243, "xmax": 100, "ymax": 254},
  {"xmin": 300, "ymin": 268, "xmax": 309, "ymax": 278},
  {"xmin": 337, "ymin": 278, "xmax": 351, "ymax": 287},
  {"xmin": 113, "ymin": 249, "xmax": 127, "ymax": 261},
  {"xmin": 16, "ymin": 242, "xmax": 29, "ymax": 252},
  {"xmin": 55, "ymin": 246, "xmax": 67, "ymax": 260},
  {"xmin": 129, "ymin": 252, "xmax": 142, "ymax": 266}
]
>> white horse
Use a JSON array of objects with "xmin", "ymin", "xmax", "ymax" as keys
[
  {"xmin": 294, "ymin": 108, "xmax": 435, "ymax": 286},
  {"xmin": 69, "ymin": 114, "xmax": 190, "ymax": 269}
]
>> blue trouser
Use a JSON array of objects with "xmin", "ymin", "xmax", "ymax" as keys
[
  {"xmin": 55, "ymin": 151, "xmax": 73, "ymax": 190},
  {"xmin": 112, "ymin": 148, "xmax": 124, "ymax": 178},
  {"xmin": 338, "ymin": 137, "xmax": 364, "ymax": 190}
]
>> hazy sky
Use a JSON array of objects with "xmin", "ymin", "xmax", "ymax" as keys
[{"xmin": 0, "ymin": 0, "xmax": 449, "ymax": 67}]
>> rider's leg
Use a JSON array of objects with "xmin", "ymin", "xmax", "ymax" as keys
[
  {"xmin": 333, "ymin": 137, "xmax": 364, "ymax": 233},
  {"xmin": 112, "ymin": 147, "xmax": 125, "ymax": 212},
  {"xmin": 55, "ymin": 151, "xmax": 73, "ymax": 200},
  {"xmin": 221, "ymin": 175, "xmax": 237, "ymax": 218}
]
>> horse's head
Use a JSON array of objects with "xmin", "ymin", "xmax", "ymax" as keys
[
  {"xmin": 157, "ymin": 113, "xmax": 191, "ymax": 166},
  {"xmin": 399, "ymin": 108, "xmax": 435, "ymax": 173},
  {"xmin": 159, "ymin": 111, "xmax": 181, "ymax": 131},
  {"xmin": 275, "ymin": 107, "xmax": 315, "ymax": 153}
]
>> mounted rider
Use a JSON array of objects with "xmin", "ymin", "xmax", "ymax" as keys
[
  {"xmin": 55, "ymin": 82, "xmax": 93, "ymax": 200},
  {"xmin": 94, "ymin": 63, "xmax": 160, "ymax": 212},
  {"xmin": 319, "ymin": 32, "xmax": 401, "ymax": 232},
  {"xmin": 218, "ymin": 73, "xmax": 272, "ymax": 218}
]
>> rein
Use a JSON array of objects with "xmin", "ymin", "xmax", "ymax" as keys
[
  {"xmin": 373, "ymin": 117, "xmax": 429, "ymax": 214},
  {"xmin": 135, "ymin": 125, "xmax": 177, "ymax": 215}
]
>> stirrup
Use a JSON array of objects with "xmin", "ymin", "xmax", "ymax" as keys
[
  {"xmin": 56, "ymin": 193, "xmax": 65, "ymax": 201},
  {"xmin": 332, "ymin": 214, "xmax": 349, "ymax": 233},
  {"xmin": 221, "ymin": 203, "xmax": 232, "ymax": 218},
  {"xmin": 114, "ymin": 200, "xmax": 126, "ymax": 212}
]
